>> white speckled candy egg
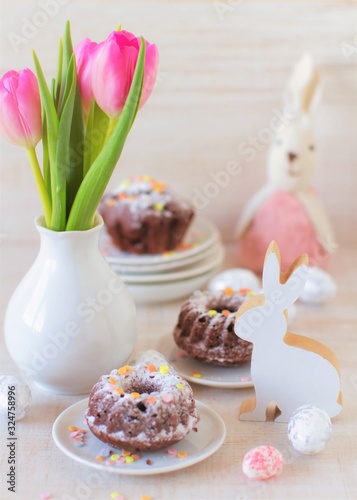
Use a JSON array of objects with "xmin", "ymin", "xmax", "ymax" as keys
[
  {"xmin": 300, "ymin": 267, "xmax": 336, "ymax": 305},
  {"xmin": 208, "ymin": 268, "xmax": 260, "ymax": 294},
  {"xmin": 288, "ymin": 405, "xmax": 332, "ymax": 454},
  {"xmin": 0, "ymin": 374, "xmax": 32, "ymax": 420},
  {"xmin": 242, "ymin": 445, "xmax": 283, "ymax": 480}
]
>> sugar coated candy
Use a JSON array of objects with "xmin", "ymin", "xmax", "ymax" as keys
[{"xmin": 242, "ymin": 445, "xmax": 283, "ymax": 480}]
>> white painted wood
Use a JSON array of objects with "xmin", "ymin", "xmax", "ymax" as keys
[{"xmin": 235, "ymin": 241, "xmax": 342, "ymax": 422}]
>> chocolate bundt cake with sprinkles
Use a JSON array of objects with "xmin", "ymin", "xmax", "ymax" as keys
[
  {"xmin": 173, "ymin": 288, "xmax": 253, "ymax": 366},
  {"xmin": 85, "ymin": 357, "xmax": 199, "ymax": 451},
  {"xmin": 99, "ymin": 175, "xmax": 194, "ymax": 254}
]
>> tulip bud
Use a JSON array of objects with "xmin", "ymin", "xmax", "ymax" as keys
[
  {"xmin": 91, "ymin": 30, "xmax": 159, "ymax": 118},
  {"xmin": 0, "ymin": 69, "xmax": 42, "ymax": 148},
  {"xmin": 74, "ymin": 37, "xmax": 98, "ymax": 116}
]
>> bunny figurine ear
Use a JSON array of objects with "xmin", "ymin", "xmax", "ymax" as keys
[
  {"xmin": 263, "ymin": 241, "xmax": 309, "ymax": 308},
  {"xmin": 285, "ymin": 52, "xmax": 321, "ymax": 116}
]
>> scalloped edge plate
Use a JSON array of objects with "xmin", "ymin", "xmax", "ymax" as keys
[
  {"xmin": 159, "ymin": 335, "xmax": 253, "ymax": 389},
  {"xmin": 99, "ymin": 215, "xmax": 220, "ymax": 266},
  {"xmin": 52, "ymin": 399, "xmax": 226, "ymax": 476}
]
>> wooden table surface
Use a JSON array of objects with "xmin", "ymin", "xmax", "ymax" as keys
[{"xmin": 0, "ymin": 243, "xmax": 356, "ymax": 500}]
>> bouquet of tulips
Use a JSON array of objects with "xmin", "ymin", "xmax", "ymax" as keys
[{"xmin": 0, "ymin": 22, "xmax": 158, "ymax": 231}]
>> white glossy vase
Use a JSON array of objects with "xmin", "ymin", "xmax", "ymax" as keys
[{"xmin": 4, "ymin": 215, "xmax": 137, "ymax": 394}]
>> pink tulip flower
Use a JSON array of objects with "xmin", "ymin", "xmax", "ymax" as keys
[
  {"xmin": 0, "ymin": 69, "xmax": 42, "ymax": 148},
  {"xmin": 74, "ymin": 37, "xmax": 98, "ymax": 116},
  {"xmin": 91, "ymin": 30, "xmax": 159, "ymax": 118}
]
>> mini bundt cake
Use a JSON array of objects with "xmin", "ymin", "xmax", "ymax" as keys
[
  {"xmin": 99, "ymin": 175, "xmax": 195, "ymax": 254},
  {"xmin": 85, "ymin": 353, "xmax": 199, "ymax": 451},
  {"xmin": 173, "ymin": 288, "xmax": 253, "ymax": 366}
]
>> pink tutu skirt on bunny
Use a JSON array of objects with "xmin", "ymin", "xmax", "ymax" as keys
[{"xmin": 237, "ymin": 189, "xmax": 330, "ymax": 273}]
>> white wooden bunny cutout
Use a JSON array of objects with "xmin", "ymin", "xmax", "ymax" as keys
[
  {"xmin": 235, "ymin": 241, "xmax": 342, "ymax": 422},
  {"xmin": 237, "ymin": 53, "xmax": 337, "ymax": 273}
]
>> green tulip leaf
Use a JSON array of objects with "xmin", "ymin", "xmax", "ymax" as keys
[{"xmin": 66, "ymin": 37, "xmax": 146, "ymax": 231}]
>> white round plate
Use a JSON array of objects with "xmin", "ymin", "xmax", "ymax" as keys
[
  {"xmin": 110, "ymin": 241, "xmax": 221, "ymax": 275},
  {"xmin": 125, "ymin": 268, "xmax": 221, "ymax": 304},
  {"xmin": 117, "ymin": 244, "xmax": 224, "ymax": 284},
  {"xmin": 99, "ymin": 216, "xmax": 220, "ymax": 266},
  {"xmin": 52, "ymin": 399, "xmax": 226, "ymax": 476},
  {"xmin": 160, "ymin": 335, "xmax": 253, "ymax": 389}
]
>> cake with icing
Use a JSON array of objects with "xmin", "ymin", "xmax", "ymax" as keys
[
  {"xmin": 173, "ymin": 288, "xmax": 253, "ymax": 366},
  {"xmin": 85, "ymin": 355, "xmax": 199, "ymax": 451},
  {"xmin": 99, "ymin": 175, "xmax": 194, "ymax": 254}
]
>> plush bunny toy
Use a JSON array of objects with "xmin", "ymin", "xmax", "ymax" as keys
[{"xmin": 237, "ymin": 54, "xmax": 337, "ymax": 273}]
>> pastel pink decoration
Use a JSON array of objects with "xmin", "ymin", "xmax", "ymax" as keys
[
  {"xmin": 0, "ymin": 69, "xmax": 42, "ymax": 148},
  {"xmin": 74, "ymin": 38, "xmax": 98, "ymax": 115},
  {"xmin": 236, "ymin": 54, "xmax": 336, "ymax": 273},
  {"xmin": 237, "ymin": 189, "xmax": 330, "ymax": 273},
  {"xmin": 92, "ymin": 30, "xmax": 159, "ymax": 118},
  {"xmin": 242, "ymin": 445, "xmax": 283, "ymax": 480}
]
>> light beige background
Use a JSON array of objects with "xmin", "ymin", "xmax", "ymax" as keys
[{"xmin": 1, "ymin": 1, "xmax": 357, "ymax": 245}]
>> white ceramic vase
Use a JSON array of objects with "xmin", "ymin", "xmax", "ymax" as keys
[{"xmin": 4, "ymin": 215, "xmax": 137, "ymax": 394}]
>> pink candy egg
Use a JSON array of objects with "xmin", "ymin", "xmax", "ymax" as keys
[{"xmin": 242, "ymin": 445, "xmax": 283, "ymax": 480}]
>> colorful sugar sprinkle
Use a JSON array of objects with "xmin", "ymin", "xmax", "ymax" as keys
[
  {"xmin": 114, "ymin": 387, "xmax": 124, "ymax": 395},
  {"xmin": 192, "ymin": 371, "xmax": 202, "ymax": 378},
  {"xmin": 111, "ymin": 454, "xmax": 120, "ymax": 461},
  {"xmin": 40, "ymin": 493, "xmax": 51, "ymax": 500},
  {"xmin": 141, "ymin": 496, "xmax": 152, "ymax": 500},
  {"xmin": 208, "ymin": 309, "xmax": 217, "ymax": 316},
  {"xmin": 68, "ymin": 425, "xmax": 86, "ymax": 447},
  {"xmin": 110, "ymin": 493, "xmax": 124, "ymax": 500},
  {"xmin": 147, "ymin": 395, "xmax": 156, "ymax": 404},
  {"xmin": 177, "ymin": 451, "xmax": 187, "ymax": 458},
  {"xmin": 224, "ymin": 286, "xmax": 234, "ymax": 296},
  {"xmin": 131, "ymin": 392, "xmax": 141, "ymax": 399},
  {"xmin": 122, "ymin": 450, "xmax": 131, "ymax": 457},
  {"xmin": 162, "ymin": 393, "xmax": 173, "ymax": 403},
  {"xmin": 154, "ymin": 202, "xmax": 165, "ymax": 211},
  {"xmin": 118, "ymin": 365, "xmax": 132, "ymax": 375},
  {"xmin": 159, "ymin": 365, "xmax": 169, "ymax": 374},
  {"xmin": 167, "ymin": 448, "xmax": 177, "ymax": 456},
  {"xmin": 96, "ymin": 455, "xmax": 105, "ymax": 461},
  {"xmin": 108, "ymin": 377, "xmax": 117, "ymax": 384},
  {"xmin": 146, "ymin": 364, "xmax": 157, "ymax": 373},
  {"xmin": 221, "ymin": 309, "xmax": 231, "ymax": 317},
  {"xmin": 125, "ymin": 456, "xmax": 134, "ymax": 464},
  {"xmin": 176, "ymin": 383, "xmax": 185, "ymax": 391}
]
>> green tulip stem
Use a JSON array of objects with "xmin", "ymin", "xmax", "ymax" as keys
[{"xmin": 26, "ymin": 147, "xmax": 52, "ymax": 227}]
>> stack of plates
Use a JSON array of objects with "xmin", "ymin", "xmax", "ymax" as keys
[{"xmin": 99, "ymin": 216, "xmax": 224, "ymax": 303}]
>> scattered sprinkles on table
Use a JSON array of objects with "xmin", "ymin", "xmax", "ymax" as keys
[{"xmin": 110, "ymin": 492, "xmax": 125, "ymax": 500}]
